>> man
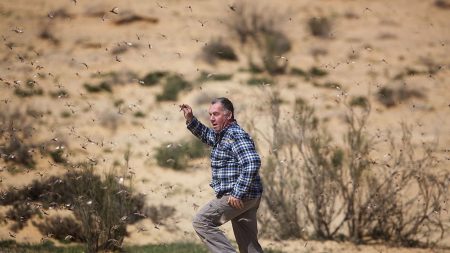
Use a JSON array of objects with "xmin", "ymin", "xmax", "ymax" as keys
[{"xmin": 179, "ymin": 97, "xmax": 264, "ymax": 253}]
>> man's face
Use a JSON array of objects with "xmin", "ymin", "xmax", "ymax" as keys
[{"xmin": 209, "ymin": 102, "xmax": 230, "ymax": 132}]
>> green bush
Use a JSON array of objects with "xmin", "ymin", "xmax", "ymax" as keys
[
  {"xmin": 197, "ymin": 71, "xmax": 233, "ymax": 82},
  {"xmin": 134, "ymin": 111, "xmax": 146, "ymax": 118},
  {"xmin": 247, "ymin": 77, "xmax": 273, "ymax": 86},
  {"xmin": 309, "ymin": 66, "xmax": 328, "ymax": 77},
  {"xmin": 312, "ymin": 81, "xmax": 341, "ymax": 89},
  {"xmin": 49, "ymin": 89, "xmax": 69, "ymax": 98},
  {"xmin": 83, "ymin": 82, "xmax": 112, "ymax": 93},
  {"xmin": 377, "ymin": 86, "xmax": 425, "ymax": 107},
  {"xmin": 202, "ymin": 38, "xmax": 238, "ymax": 64},
  {"xmin": 290, "ymin": 66, "xmax": 328, "ymax": 80},
  {"xmin": 156, "ymin": 74, "xmax": 191, "ymax": 101},
  {"xmin": 14, "ymin": 87, "xmax": 44, "ymax": 97},
  {"xmin": 0, "ymin": 164, "xmax": 146, "ymax": 252},
  {"xmin": 349, "ymin": 96, "xmax": 369, "ymax": 108},
  {"xmin": 308, "ymin": 17, "xmax": 332, "ymax": 38},
  {"xmin": 141, "ymin": 71, "xmax": 168, "ymax": 86},
  {"xmin": 290, "ymin": 67, "xmax": 308, "ymax": 77},
  {"xmin": 155, "ymin": 139, "xmax": 208, "ymax": 170},
  {"xmin": 6, "ymin": 202, "xmax": 39, "ymax": 232},
  {"xmin": 49, "ymin": 148, "xmax": 67, "ymax": 164}
]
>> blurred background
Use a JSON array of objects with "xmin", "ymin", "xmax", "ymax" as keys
[{"xmin": 0, "ymin": 0, "xmax": 449, "ymax": 252}]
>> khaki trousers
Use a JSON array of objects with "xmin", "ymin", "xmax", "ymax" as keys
[{"xmin": 192, "ymin": 195, "xmax": 264, "ymax": 253}]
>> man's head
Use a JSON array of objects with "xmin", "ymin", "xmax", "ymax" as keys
[{"xmin": 209, "ymin": 97, "xmax": 234, "ymax": 132}]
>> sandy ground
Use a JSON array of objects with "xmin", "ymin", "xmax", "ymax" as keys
[{"xmin": 0, "ymin": 0, "xmax": 449, "ymax": 252}]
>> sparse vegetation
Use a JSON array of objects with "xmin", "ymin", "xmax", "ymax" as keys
[
  {"xmin": 247, "ymin": 76, "xmax": 273, "ymax": 86},
  {"xmin": 0, "ymin": 241, "xmax": 213, "ymax": 253},
  {"xmin": 49, "ymin": 89, "xmax": 69, "ymax": 99},
  {"xmin": 6, "ymin": 202, "xmax": 39, "ymax": 232},
  {"xmin": 0, "ymin": 160, "xmax": 147, "ymax": 252},
  {"xmin": 435, "ymin": 0, "xmax": 450, "ymax": 9},
  {"xmin": 0, "ymin": 108, "xmax": 41, "ymax": 168},
  {"xmin": 227, "ymin": 3, "xmax": 291, "ymax": 75},
  {"xmin": 290, "ymin": 66, "xmax": 328, "ymax": 80},
  {"xmin": 134, "ymin": 111, "xmax": 146, "ymax": 118},
  {"xmin": 308, "ymin": 17, "xmax": 332, "ymax": 38},
  {"xmin": 349, "ymin": 95, "xmax": 369, "ymax": 108},
  {"xmin": 201, "ymin": 38, "xmax": 238, "ymax": 64},
  {"xmin": 256, "ymin": 91, "xmax": 449, "ymax": 247},
  {"xmin": 141, "ymin": 71, "xmax": 168, "ymax": 86},
  {"xmin": 290, "ymin": 67, "xmax": 308, "ymax": 77},
  {"xmin": 197, "ymin": 71, "xmax": 233, "ymax": 82},
  {"xmin": 83, "ymin": 82, "xmax": 112, "ymax": 93},
  {"xmin": 155, "ymin": 139, "xmax": 208, "ymax": 170},
  {"xmin": 49, "ymin": 148, "xmax": 67, "ymax": 164},
  {"xmin": 309, "ymin": 66, "xmax": 328, "ymax": 77},
  {"xmin": 377, "ymin": 86, "xmax": 425, "ymax": 107},
  {"xmin": 312, "ymin": 81, "xmax": 341, "ymax": 90},
  {"xmin": 156, "ymin": 74, "xmax": 191, "ymax": 101},
  {"xmin": 14, "ymin": 81, "xmax": 44, "ymax": 97}
]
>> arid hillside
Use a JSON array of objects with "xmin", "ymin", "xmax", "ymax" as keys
[{"xmin": 0, "ymin": 0, "xmax": 449, "ymax": 252}]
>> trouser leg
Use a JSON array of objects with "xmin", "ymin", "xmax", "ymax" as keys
[
  {"xmin": 192, "ymin": 196, "xmax": 262, "ymax": 253},
  {"xmin": 231, "ymin": 198, "xmax": 264, "ymax": 253}
]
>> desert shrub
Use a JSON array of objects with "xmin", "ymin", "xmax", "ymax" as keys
[
  {"xmin": 134, "ymin": 111, "xmax": 146, "ymax": 118},
  {"xmin": 155, "ymin": 139, "xmax": 208, "ymax": 170},
  {"xmin": 435, "ymin": 0, "xmax": 450, "ymax": 9},
  {"xmin": 141, "ymin": 71, "xmax": 168, "ymax": 86},
  {"xmin": 201, "ymin": 38, "xmax": 238, "ymax": 64},
  {"xmin": 0, "ymin": 161, "xmax": 146, "ymax": 252},
  {"xmin": 156, "ymin": 74, "xmax": 191, "ymax": 101},
  {"xmin": 49, "ymin": 148, "xmax": 67, "ymax": 164},
  {"xmin": 0, "ymin": 108, "xmax": 38, "ymax": 168},
  {"xmin": 377, "ymin": 86, "xmax": 425, "ymax": 107},
  {"xmin": 227, "ymin": 2, "xmax": 291, "ymax": 75},
  {"xmin": 39, "ymin": 26, "xmax": 60, "ymax": 45},
  {"xmin": 83, "ymin": 82, "xmax": 112, "ymax": 93},
  {"xmin": 33, "ymin": 215, "xmax": 85, "ymax": 242},
  {"xmin": 6, "ymin": 202, "xmax": 39, "ymax": 232},
  {"xmin": 349, "ymin": 96, "xmax": 369, "ymax": 108},
  {"xmin": 247, "ymin": 77, "xmax": 273, "ymax": 86},
  {"xmin": 49, "ymin": 89, "xmax": 69, "ymax": 99},
  {"xmin": 290, "ymin": 67, "xmax": 308, "ymax": 77},
  {"xmin": 312, "ymin": 81, "xmax": 341, "ymax": 90},
  {"xmin": 290, "ymin": 66, "xmax": 328, "ymax": 80},
  {"xmin": 308, "ymin": 17, "xmax": 332, "ymax": 38},
  {"xmin": 309, "ymin": 66, "xmax": 328, "ymax": 77},
  {"xmin": 92, "ymin": 71, "xmax": 138, "ymax": 86},
  {"xmin": 13, "ymin": 80, "xmax": 43, "ymax": 97},
  {"xmin": 60, "ymin": 111, "xmax": 71, "ymax": 118},
  {"xmin": 197, "ymin": 71, "xmax": 233, "ymax": 82},
  {"xmin": 257, "ymin": 91, "xmax": 449, "ymax": 246}
]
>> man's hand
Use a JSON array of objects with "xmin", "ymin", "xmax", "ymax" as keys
[
  {"xmin": 227, "ymin": 196, "xmax": 244, "ymax": 209},
  {"xmin": 179, "ymin": 104, "xmax": 193, "ymax": 123}
]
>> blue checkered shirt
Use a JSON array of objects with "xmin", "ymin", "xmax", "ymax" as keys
[{"xmin": 187, "ymin": 117, "xmax": 263, "ymax": 199}]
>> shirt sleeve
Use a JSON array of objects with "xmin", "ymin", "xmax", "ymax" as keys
[
  {"xmin": 230, "ymin": 133, "xmax": 261, "ymax": 199},
  {"xmin": 186, "ymin": 117, "xmax": 215, "ymax": 147}
]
